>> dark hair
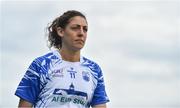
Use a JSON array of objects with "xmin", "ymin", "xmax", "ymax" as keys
[{"xmin": 47, "ymin": 10, "xmax": 87, "ymax": 49}]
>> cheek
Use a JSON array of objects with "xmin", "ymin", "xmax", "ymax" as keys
[
  {"xmin": 64, "ymin": 31, "xmax": 74, "ymax": 39},
  {"xmin": 84, "ymin": 35, "xmax": 87, "ymax": 41}
]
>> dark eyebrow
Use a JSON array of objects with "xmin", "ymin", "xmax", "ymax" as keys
[{"xmin": 71, "ymin": 24, "xmax": 88, "ymax": 28}]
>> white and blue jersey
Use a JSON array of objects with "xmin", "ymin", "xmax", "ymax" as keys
[{"xmin": 15, "ymin": 50, "xmax": 109, "ymax": 108}]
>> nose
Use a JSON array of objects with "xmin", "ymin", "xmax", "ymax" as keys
[{"xmin": 78, "ymin": 27, "xmax": 85, "ymax": 37}]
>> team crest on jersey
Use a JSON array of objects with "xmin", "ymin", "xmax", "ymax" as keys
[
  {"xmin": 82, "ymin": 71, "xmax": 90, "ymax": 82},
  {"xmin": 51, "ymin": 68, "xmax": 64, "ymax": 77}
]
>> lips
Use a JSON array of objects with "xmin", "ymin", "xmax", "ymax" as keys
[{"xmin": 75, "ymin": 39, "xmax": 84, "ymax": 43}]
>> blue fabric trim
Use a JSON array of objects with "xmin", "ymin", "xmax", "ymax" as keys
[{"xmin": 15, "ymin": 92, "xmax": 35, "ymax": 105}]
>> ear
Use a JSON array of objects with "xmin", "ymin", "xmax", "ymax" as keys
[{"xmin": 57, "ymin": 27, "xmax": 64, "ymax": 37}]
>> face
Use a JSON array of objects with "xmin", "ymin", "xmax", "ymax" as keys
[{"xmin": 57, "ymin": 16, "xmax": 88, "ymax": 51}]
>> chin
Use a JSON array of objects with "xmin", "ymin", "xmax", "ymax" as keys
[{"xmin": 73, "ymin": 45, "xmax": 84, "ymax": 51}]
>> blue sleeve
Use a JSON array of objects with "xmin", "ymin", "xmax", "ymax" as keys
[
  {"xmin": 90, "ymin": 66, "xmax": 110, "ymax": 106},
  {"xmin": 15, "ymin": 60, "xmax": 41, "ymax": 104}
]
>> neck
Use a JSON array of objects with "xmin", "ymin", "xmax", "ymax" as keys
[{"xmin": 59, "ymin": 48, "xmax": 80, "ymax": 62}]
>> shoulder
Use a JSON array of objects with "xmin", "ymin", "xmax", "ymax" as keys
[
  {"xmin": 82, "ymin": 57, "xmax": 101, "ymax": 68},
  {"xmin": 81, "ymin": 57, "xmax": 102, "ymax": 76},
  {"xmin": 34, "ymin": 50, "xmax": 61, "ymax": 64},
  {"xmin": 35, "ymin": 51, "xmax": 59, "ymax": 63},
  {"xmin": 30, "ymin": 50, "xmax": 61, "ymax": 72}
]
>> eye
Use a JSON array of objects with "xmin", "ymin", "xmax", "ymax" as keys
[
  {"xmin": 71, "ymin": 26, "xmax": 79, "ymax": 30},
  {"xmin": 83, "ymin": 27, "xmax": 88, "ymax": 32}
]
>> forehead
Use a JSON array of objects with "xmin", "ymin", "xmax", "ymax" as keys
[{"xmin": 68, "ymin": 16, "xmax": 88, "ymax": 26}]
